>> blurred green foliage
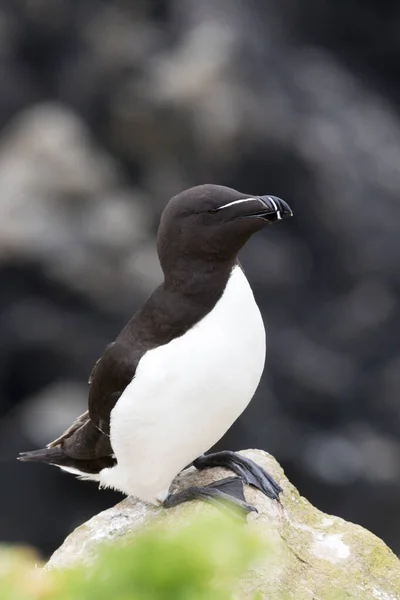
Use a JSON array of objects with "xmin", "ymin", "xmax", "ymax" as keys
[{"xmin": 0, "ymin": 514, "xmax": 267, "ymax": 600}]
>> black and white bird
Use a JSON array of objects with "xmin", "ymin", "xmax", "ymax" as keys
[{"xmin": 18, "ymin": 185, "xmax": 292, "ymax": 512}]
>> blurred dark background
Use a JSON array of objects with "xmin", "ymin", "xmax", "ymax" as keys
[{"xmin": 1, "ymin": 0, "xmax": 400, "ymax": 557}]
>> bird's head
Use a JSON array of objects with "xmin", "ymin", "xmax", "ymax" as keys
[{"xmin": 157, "ymin": 184, "xmax": 293, "ymax": 275}]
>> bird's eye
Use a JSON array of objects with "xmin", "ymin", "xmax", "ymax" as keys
[{"xmin": 208, "ymin": 208, "xmax": 219, "ymax": 214}]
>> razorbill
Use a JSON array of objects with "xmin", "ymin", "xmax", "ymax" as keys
[{"xmin": 18, "ymin": 184, "xmax": 293, "ymax": 513}]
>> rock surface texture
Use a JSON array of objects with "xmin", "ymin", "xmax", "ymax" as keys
[{"xmin": 47, "ymin": 450, "xmax": 400, "ymax": 599}]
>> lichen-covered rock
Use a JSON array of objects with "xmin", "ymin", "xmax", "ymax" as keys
[{"xmin": 47, "ymin": 450, "xmax": 400, "ymax": 599}]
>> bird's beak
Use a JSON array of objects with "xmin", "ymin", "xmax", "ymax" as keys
[
  {"xmin": 253, "ymin": 195, "xmax": 293, "ymax": 223},
  {"xmin": 235, "ymin": 195, "xmax": 293, "ymax": 223},
  {"xmin": 215, "ymin": 195, "xmax": 293, "ymax": 223}
]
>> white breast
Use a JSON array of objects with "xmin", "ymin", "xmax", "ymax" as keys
[{"xmin": 100, "ymin": 266, "xmax": 266, "ymax": 502}]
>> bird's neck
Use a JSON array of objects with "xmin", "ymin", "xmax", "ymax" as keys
[
  {"xmin": 119, "ymin": 259, "xmax": 240, "ymax": 350},
  {"xmin": 162, "ymin": 257, "xmax": 237, "ymax": 299}
]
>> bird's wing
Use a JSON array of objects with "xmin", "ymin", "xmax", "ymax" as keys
[
  {"xmin": 88, "ymin": 362, "xmax": 99, "ymax": 385},
  {"xmin": 45, "ymin": 341, "xmax": 135, "ymax": 461},
  {"xmin": 45, "ymin": 410, "xmax": 113, "ymax": 461},
  {"xmin": 88, "ymin": 341, "xmax": 138, "ymax": 436},
  {"xmin": 61, "ymin": 417, "xmax": 113, "ymax": 460},
  {"xmin": 46, "ymin": 411, "xmax": 90, "ymax": 448},
  {"xmin": 88, "ymin": 349, "xmax": 109, "ymax": 385}
]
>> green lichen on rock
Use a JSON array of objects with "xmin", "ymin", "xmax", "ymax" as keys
[
  {"xmin": 249, "ymin": 451, "xmax": 400, "ymax": 600},
  {"xmin": 0, "ymin": 515, "xmax": 267, "ymax": 600}
]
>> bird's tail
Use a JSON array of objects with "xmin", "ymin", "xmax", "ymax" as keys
[{"xmin": 17, "ymin": 446, "xmax": 65, "ymax": 465}]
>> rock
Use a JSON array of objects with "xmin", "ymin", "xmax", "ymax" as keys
[{"xmin": 46, "ymin": 449, "xmax": 400, "ymax": 599}]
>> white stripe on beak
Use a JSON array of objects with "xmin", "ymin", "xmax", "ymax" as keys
[
  {"xmin": 217, "ymin": 197, "xmax": 258, "ymax": 210},
  {"xmin": 268, "ymin": 196, "xmax": 282, "ymax": 220}
]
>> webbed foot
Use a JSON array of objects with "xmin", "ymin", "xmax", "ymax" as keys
[
  {"xmin": 193, "ymin": 451, "xmax": 282, "ymax": 500},
  {"xmin": 163, "ymin": 476, "xmax": 257, "ymax": 516}
]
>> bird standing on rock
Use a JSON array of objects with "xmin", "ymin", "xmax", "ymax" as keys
[{"xmin": 18, "ymin": 184, "xmax": 293, "ymax": 513}]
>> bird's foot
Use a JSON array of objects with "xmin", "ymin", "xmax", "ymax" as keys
[
  {"xmin": 163, "ymin": 476, "xmax": 257, "ymax": 516},
  {"xmin": 193, "ymin": 451, "xmax": 282, "ymax": 500}
]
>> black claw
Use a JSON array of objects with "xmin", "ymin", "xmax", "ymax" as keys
[{"xmin": 193, "ymin": 451, "xmax": 282, "ymax": 500}]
